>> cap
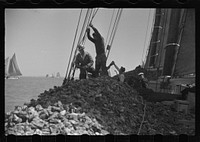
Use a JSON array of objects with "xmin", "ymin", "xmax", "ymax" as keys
[{"xmin": 138, "ymin": 72, "xmax": 144, "ymax": 76}]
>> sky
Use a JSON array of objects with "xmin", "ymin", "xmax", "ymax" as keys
[{"xmin": 5, "ymin": 8, "xmax": 155, "ymax": 77}]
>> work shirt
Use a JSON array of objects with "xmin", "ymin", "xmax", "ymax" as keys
[
  {"xmin": 118, "ymin": 74, "xmax": 125, "ymax": 82},
  {"xmin": 75, "ymin": 52, "xmax": 94, "ymax": 68},
  {"xmin": 140, "ymin": 78, "xmax": 148, "ymax": 88},
  {"xmin": 87, "ymin": 27, "xmax": 105, "ymax": 56}
]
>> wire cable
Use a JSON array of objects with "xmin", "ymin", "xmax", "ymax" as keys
[
  {"xmin": 63, "ymin": 9, "xmax": 83, "ymax": 84},
  {"xmin": 137, "ymin": 100, "xmax": 146, "ymax": 135},
  {"xmin": 67, "ymin": 9, "xmax": 92, "ymax": 80},
  {"xmin": 70, "ymin": 8, "xmax": 99, "ymax": 79},
  {"xmin": 105, "ymin": 9, "xmax": 115, "ymax": 49},
  {"xmin": 106, "ymin": 9, "xmax": 123, "ymax": 60},
  {"xmin": 141, "ymin": 9, "xmax": 151, "ymax": 65}
]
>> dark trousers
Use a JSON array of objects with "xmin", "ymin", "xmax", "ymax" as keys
[
  {"xmin": 181, "ymin": 86, "xmax": 195, "ymax": 100},
  {"xmin": 95, "ymin": 54, "xmax": 108, "ymax": 76},
  {"xmin": 79, "ymin": 67, "xmax": 96, "ymax": 80}
]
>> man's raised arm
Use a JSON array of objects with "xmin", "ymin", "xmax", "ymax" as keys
[
  {"xmin": 89, "ymin": 23, "xmax": 101, "ymax": 37},
  {"xmin": 86, "ymin": 28, "xmax": 95, "ymax": 43}
]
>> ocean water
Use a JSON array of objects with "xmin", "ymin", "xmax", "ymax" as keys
[{"xmin": 5, "ymin": 77, "xmax": 64, "ymax": 113}]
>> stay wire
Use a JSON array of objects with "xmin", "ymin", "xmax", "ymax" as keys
[
  {"xmin": 106, "ymin": 9, "xmax": 120, "ymax": 57},
  {"xmin": 78, "ymin": 9, "xmax": 92, "ymax": 45},
  {"xmin": 82, "ymin": 8, "xmax": 99, "ymax": 45},
  {"xmin": 106, "ymin": 9, "xmax": 123, "ymax": 60},
  {"xmin": 105, "ymin": 9, "xmax": 115, "ymax": 51},
  {"xmin": 67, "ymin": 9, "xmax": 92, "ymax": 80},
  {"xmin": 71, "ymin": 8, "xmax": 97, "ymax": 79},
  {"xmin": 143, "ymin": 9, "xmax": 156, "ymax": 67},
  {"xmin": 109, "ymin": 9, "xmax": 122, "ymax": 47},
  {"xmin": 63, "ymin": 9, "xmax": 83, "ymax": 82},
  {"xmin": 108, "ymin": 9, "xmax": 120, "ymax": 45},
  {"xmin": 71, "ymin": 8, "xmax": 98, "ymax": 79},
  {"xmin": 141, "ymin": 9, "xmax": 151, "ymax": 65},
  {"xmin": 81, "ymin": 8, "xmax": 96, "ymax": 46},
  {"xmin": 137, "ymin": 100, "xmax": 146, "ymax": 135},
  {"xmin": 67, "ymin": 9, "xmax": 90, "ymax": 80}
]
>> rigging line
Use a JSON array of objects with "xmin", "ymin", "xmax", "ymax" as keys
[
  {"xmin": 67, "ymin": 9, "xmax": 92, "ymax": 80},
  {"xmin": 157, "ymin": 9, "xmax": 167, "ymax": 70},
  {"xmin": 107, "ymin": 9, "xmax": 122, "ymax": 59},
  {"xmin": 74, "ymin": 9, "xmax": 92, "ymax": 56},
  {"xmin": 171, "ymin": 9, "xmax": 188, "ymax": 77},
  {"xmin": 78, "ymin": 9, "xmax": 92, "ymax": 45},
  {"xmin": 107, "ymin": 9, "xmax": 120, "ymax": 45},
  {"xmin": 137, "ymin": 100, "xmax": 146, "ymax": 135},
  {"xmin": 81, "ymin": 8, "xmax": 96, "ymax": 45},
  {"xmin": 70, "ymin": 8, "xmax": 95, "ymax": 79},
  {"xmin": 90, "ymin": 8, "xmax": 99, "ymax": 23},
  {"xmin": 84, "ymin": 8, "xmax": 99, "ymax": 42},
  {"xmin": 109, "ymin": 9, "xmax": 122, "ymax": 47},
  {"xmin": 105, "ymin": 9, "xmax": 115, "ymax": 50},
  {"xmin": 80, "ymin": 8, "xmax": 96, "ymax": 46},
  {"xmin": 64, "ymin": 9, "xmax": 83, "ymax": 81},
  {"xmin": 106, "ymin": 9, "xmax": 120, "ymax": 58},
  {"xmin": 141, "ymin": 9, "xmax": 151, "ymax": 65},
  {"xmin": 106, "ymin": 9, "xmax": 120, "ymax": 57},
  {"xmin": 106, "ymin": 9, "xmax": 122, "ymax": 59},
  {"xmin": 143, "ymin": 9, "xmax": 156, "ymax": 67}
]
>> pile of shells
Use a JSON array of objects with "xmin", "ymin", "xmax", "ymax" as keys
[
  {"xmin": 5, "ymin": 101, "xmax": 109, "ymax": 135},
  {"xmin": 5, "ymin": 76, "xmax": 195, "ymax": 135}
]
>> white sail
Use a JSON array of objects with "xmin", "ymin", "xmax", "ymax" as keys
[
  {"xmin": 5, "ymin": 57, "xmax": 9, "ymax": 77},
  {"xmin": 6, "ymin": 53, "xmax": 22, "ymax": 79},
  {"xmin": 56, "ymin": 72, "xmax": 60, "ymax": 78}
]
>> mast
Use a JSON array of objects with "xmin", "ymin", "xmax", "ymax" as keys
[
  {"xmin": 145, "ymin": 9, "xmax": 163, "ymax": 69},
  {"xmin": 170, "ymin": 9, "xmax": 187, "ymax": 77},
  {"xmin": 172, "ymin": 9, "xmax": 195, "ymax": 77},
  {"xmin": 162, "ymin": 9, "xmax": 182, "ymax": 76}
]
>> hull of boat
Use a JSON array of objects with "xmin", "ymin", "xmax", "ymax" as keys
[{"xmin": 5, "ymin": 76, "xmax": 20, "ymax": 79}]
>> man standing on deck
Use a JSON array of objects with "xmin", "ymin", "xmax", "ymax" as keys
[
  {"xmin": 110, "ymin": 61, "xmax": 126, "ymax": 82},
  {"xmin": 138, "ymin": 72, "xmax": 149, "ymax": 88},
  {"xmin": 86, "ymin": 23, "xmax": 107, "ymax": 77},
  {"xmin": 74, "ymin": 44, "xmax": 95, "ymax": 80}
]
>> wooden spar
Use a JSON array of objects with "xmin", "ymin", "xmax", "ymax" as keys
[
  {"xmin": 162, "ymin": 9, "xmax": 181, "ymax": 76},
  {"xmin": 170, "ymin": 9, "xmax": 187, "ymax": 77}
]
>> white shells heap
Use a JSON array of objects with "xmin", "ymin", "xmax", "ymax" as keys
[{"xmin": 5, "ymin": 101, "xmax": 109, "ymax": 135}]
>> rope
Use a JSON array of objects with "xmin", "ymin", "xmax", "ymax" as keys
[
  {"xmin": 78, "ymin": 9, "xmax": 92, "ymax": 45},
  {"xmin": 171, "ymin": 9, "xmax": 188, "ymax": 77},
  {"xmin": 137, "ymin": 100, "xmax": 147, "ymax": 135},
  {"xmin": 107, "ymin": 9, "xmax": 120, "ymax": 49},
  {"xmin": 68, "ymin": 8, "xmax": 99, "ymax": 80},
  {"xmin": 106, "ymin": 9, "xmax": 123, "ymax": 60},
  {"xmin": 91, "ymin": 8, "xmax": 99, "ymax": 23},
  {"xmin": 143, "ymin": 9, "xmax": 156, "ymax": 67},
  {"xmin": 70, "ymin": 9, "xmax": 95, "ymax": 80},
  {"xmin": 105, "ymin": 9, "xmax": 115, "ymax": 48},
  {"xmin": 141, "ymin": 9, "xmax": 151, "ymax": 65},
  {"xmin": 81, "ymin": 8, "xmax": 98, "ymax": 46},
  {"xmin": 109, "ymin": 9, "xmax": 122, "ymax": 48},
  {"xmin": 67, "ymin": 9, "xmax": 93, "ymax": 80},
  {"xmin": 63, "ymin": 9, "xmax": 83, "ymax": 84}
]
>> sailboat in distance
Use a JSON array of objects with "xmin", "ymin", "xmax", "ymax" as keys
[
  {"xmin": 5, "ymin": 57, "xmax": 9, "ymax": 78},
  {"xmin": 56, "ymin": 72, "xmax": 61, "ymax": 78},
  {"xmin": 5, "ymin": 53, "xmax": 22, "ymax": 79}
]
